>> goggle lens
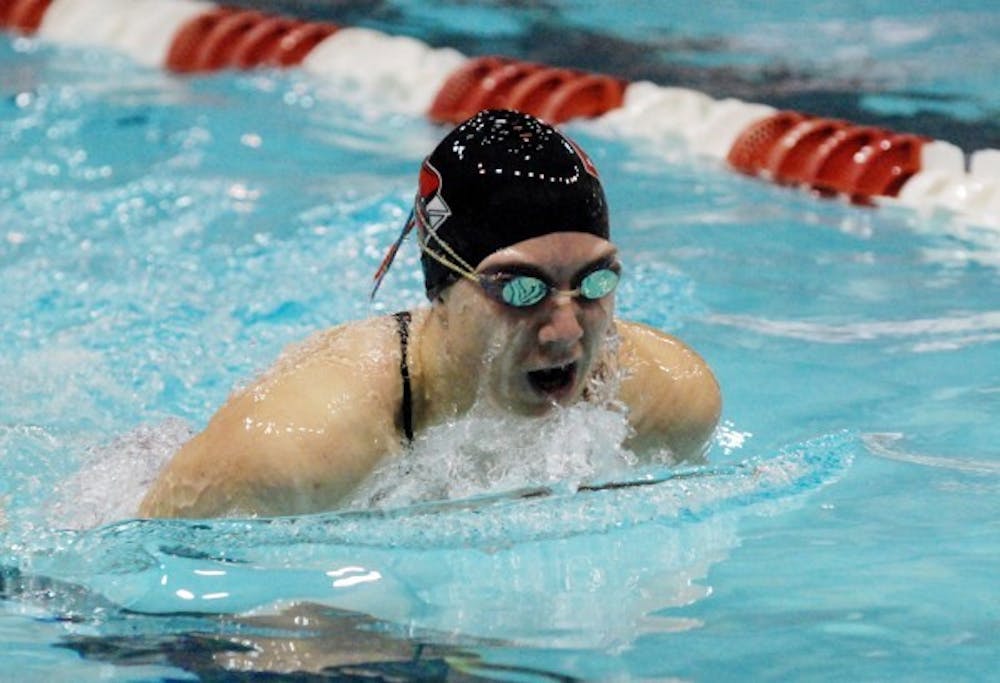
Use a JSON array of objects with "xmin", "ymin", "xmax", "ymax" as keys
[
  {"xmin": 501, "ymin": 276, "xmax": 549, "ymax": 307},
  {"xmin": 579, "ymin": 268, "xmax": 620, "ymax": 300}
]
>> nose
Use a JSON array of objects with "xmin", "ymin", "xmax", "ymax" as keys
[{"xmin": 537, "ymin": 296, "xmax": 584, "ymax": 348}]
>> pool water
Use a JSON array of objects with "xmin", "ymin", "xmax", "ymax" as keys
[{"xmin": 2, "ymin": 2, "xmax": 999, "ymax": 681}]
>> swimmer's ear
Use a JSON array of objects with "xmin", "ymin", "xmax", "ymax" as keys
[{"xmin": 371, "ymin": 209, "xmax": 415, "ymax": 300}]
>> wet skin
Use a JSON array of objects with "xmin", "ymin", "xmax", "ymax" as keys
[
  {"xmin": 139, "ymin": 232, "xmax": 721, "ymax": 518},
  {"xmin": 427, "ymin": 232, "xmax": 618, "ymax": 416}
]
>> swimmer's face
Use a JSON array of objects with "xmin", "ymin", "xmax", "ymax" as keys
[{"xmin": 443, "ymin": 232, "xmax": 618, "ymax": 415}]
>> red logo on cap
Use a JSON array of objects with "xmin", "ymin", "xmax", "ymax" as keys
[
  {"xmin": 418, "ymin": 160, "xmax": 451, "ymax": 231},
  {"xmin": 419, "ymin": 159, "xmax": 440, "ymax": 198}
]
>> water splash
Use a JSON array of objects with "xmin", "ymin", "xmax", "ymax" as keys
[
  {"xmin": 347, "ymin": 402, "xmax": 638, "ymax": 509},
  {"xmin": 47, "ymin": 418, "xmax": 193, "ymax": 530},
  {"xmin": 4, "ymin": 431, "xmax": 857, "ymax": 650}
]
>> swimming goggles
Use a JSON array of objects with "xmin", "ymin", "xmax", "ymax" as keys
[
  {"xmin": 475, "ymin": 262, "xmax": 621, "ymax": 308},
  {"xmin": 372, "ymin": 203, "xmax": 621, "ymax": 308},
  {"xmin": 417, "ymin": 203, "xmax": 620, "ymax": 307}
]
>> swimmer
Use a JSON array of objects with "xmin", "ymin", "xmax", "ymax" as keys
[{"xmin": 139, "ymin": 109, "xmax": 721, "ymax": 518}]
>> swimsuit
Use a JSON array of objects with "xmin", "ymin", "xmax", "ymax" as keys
[{"xmin": 393, "ymin": 311, "xmax": 414, "ymax": 442}]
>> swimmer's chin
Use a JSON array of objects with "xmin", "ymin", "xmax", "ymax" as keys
[
  {"xmin": 475, "ymin": 362, "xmax": 588, "ymax": 416},
  {"xmin": 508, "ymin": 361, "xmax": 584, "ymax": 414}
]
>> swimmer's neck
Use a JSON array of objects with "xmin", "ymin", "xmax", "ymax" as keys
[{"xmin": 407, "ymin": 306, "xmax": 480, "ymax": 431}]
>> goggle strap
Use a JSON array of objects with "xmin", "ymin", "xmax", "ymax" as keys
[
  {"xmin": 416, "ymin": 233, "xmax": 480, "ymax": 286},
  {"xmin": 374, "ymin": 199, "xmax": 621, "ymax": 305},
  {"xmin": 414, "ymin": 203, "xmax": 476, "ymax": 273},
  {"xmin": 370, "ymin": 209, "xmax": 415, "ymax": 300}
]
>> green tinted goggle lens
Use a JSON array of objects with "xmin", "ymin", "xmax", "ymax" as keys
[
  {"xmin": 579, "ymin": 267, "xmax": 620, "ymax": 300},
  {"xmin": 497, "ymin": 267, "xmax": 620, "ymax": 307}
]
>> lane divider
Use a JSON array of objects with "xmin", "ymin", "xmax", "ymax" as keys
[
  {"xmin": 1, "ymin": 0, "xmax": 51, "ymax": 33},
  {"xmin": 428, "ymin": 55, "xmax": 627, "ymax": 125},
  {"xmin": 165, "ymin": 6, "xmax": 338, "ymax": 72},
  {"xmin": 727, "ymin": 113, "xmax": 928, "ymax": 202},
  {"xmin": 2, "ymin": 0, "xmax": 997, "ymax": 227}
]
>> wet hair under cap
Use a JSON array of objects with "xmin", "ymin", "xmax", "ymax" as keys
[{"xmin": 413, "ymin": 109, "xmax": 610, "ymax": 299}]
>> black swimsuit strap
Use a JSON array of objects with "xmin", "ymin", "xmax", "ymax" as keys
[{"xmin": 393, "ymin": 311, "xmax": 414, "ymax": 442}]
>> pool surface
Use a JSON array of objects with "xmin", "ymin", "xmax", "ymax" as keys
[{"xmin": 2, "ymin": 1, "xmax": 998, "ymax": 681}]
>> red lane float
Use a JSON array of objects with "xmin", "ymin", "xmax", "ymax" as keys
[
  {"xmin": 855, "ymin": 134, "xmax": 925, "ymax": 198},
  {"xmin": 427, "ymin": 56, "xmax": 507, "ymax": 123},
  {"xmin": 727, "ymin": 112, "xmax": 809, "ymax": 177},
  {"xmin": 0, "ymin": 0, "xmax": 52, "ymax": 33},
  {"xmin": 166, "ymin": 7, "xmax": 337, "ymax": 73},
  {"xmin": 196, "ymin": 9, "xmax": 268, "ymax": 71},
  {"xmin": 166, "ymin": 7, "xmax": 237, "ymax": 73},
  {"xmin": 765, "ymin": 118, "xmax": 849, "ymax": 188},
  {"xmin": 4, "ymin": 0, "xmax": 988, "ymax": 219},
  {"xmin": 727, "ymin": 112, "xmax": 928, "ymax": 200},
  {"xmin": 429, "ymin": 56, "xmax": 626, "ymax": 125},
  {"xmin": 270, "ymin": 22, "xmax": 338, "ymax": 66},
  {"xmin": 229, "ymin": 16, "xmax": 299, "ymax": 68}
]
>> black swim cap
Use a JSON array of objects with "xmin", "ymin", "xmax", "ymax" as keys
[{"xmin": 413, "ymin": 109, "xmax": 610, "ymax": 299}]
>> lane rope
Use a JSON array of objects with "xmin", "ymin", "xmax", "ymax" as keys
[{"xmin": 2, "ymin": 0, "xmax": 997, "ymax": 227}]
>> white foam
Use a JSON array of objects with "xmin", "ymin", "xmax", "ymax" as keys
[
  {"xmin": 346, "ymin": 402, "xmax": 643, "ymax": 509},
  {"xmin": 47, "ymin": 418, "xmax": 194, "ymax": 530}
]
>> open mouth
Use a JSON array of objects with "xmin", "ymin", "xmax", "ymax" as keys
[{"xmin": 527, "ymin": 362, "xmax": 578, "ymax": 397}]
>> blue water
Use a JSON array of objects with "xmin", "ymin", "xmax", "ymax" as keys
[{"xmin": 2, "ymin": 2, "xmax": 999, "ymax": 681}]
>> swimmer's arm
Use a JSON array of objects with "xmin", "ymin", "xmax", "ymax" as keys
[
  {"xmin": 138, "ymin": 381, "xmax": 398, "ymax": 518},
  {"xmin": 615, "ymin": 320, "xmax": 721, "ymax": 462},
  {"xmin": 139, "ymin": 334, "xmax": 400, "ymax": 518}
]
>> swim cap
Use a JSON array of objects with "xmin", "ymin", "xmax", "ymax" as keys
[{"xmin": 374, "ymin": 110, "xmax": 610, "ymax": 300}]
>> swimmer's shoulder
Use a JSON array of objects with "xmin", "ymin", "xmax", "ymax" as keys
[
  {"xmin": 614, "ymin": 319, "xmax": 722, "ymax": 460},
  {"xmin": 232, "ymin": 311, "xmax": 422, "ymax": 443},
  {"xmin": 140, "ymin": 314, "xmax": 418, "ymax": 517},
  {"xmin": 614, "ymin": 320, "xmax": 716, "ymax": 380},
  {"xmin": 238, "ymin": 313, "xmax": 415, "ymax": 426}
]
